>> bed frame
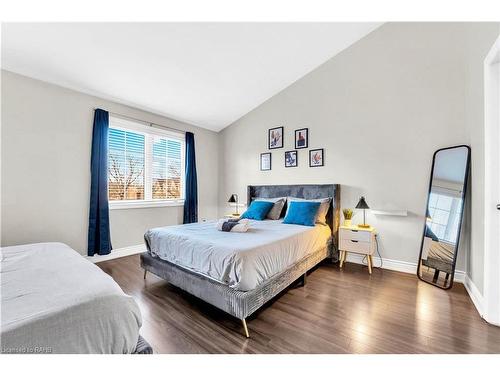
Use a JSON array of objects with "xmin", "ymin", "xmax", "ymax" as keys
[{"xmin": 140, "ymin": 184, "xmax": 340, "ymax": 338}]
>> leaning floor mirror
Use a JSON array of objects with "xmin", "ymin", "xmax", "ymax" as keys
[{"xmin": 417, "ymin": 145, "xmax": 471, "ymax": 289}]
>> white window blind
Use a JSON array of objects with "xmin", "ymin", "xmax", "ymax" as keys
[
  {"xmin": 108, "ymin": 116, "xmax": 185, "ymax": 208},
  {"xmin": 108, "ymin": 128, "xmax": 145, "ymax": 201},
  {"xmin": 151, "ymin": 136, "xmax": 183, "ymax": 200},
  {"xmin": 428, "ymin": 191, "xmax": 463, "ymax": 243}
]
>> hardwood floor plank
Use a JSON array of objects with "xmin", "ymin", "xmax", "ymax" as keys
[{"xmin": 98, "ymin": 255, "xmax": 500, "ymax": 354}]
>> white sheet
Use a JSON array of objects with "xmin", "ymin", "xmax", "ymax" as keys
[
  {"xmin": 145, "ymin": 219, "xmax": 331, "ymax": 291},
  {"xmin": 0, "ymin": 242, "xmax": 142, "ymax": 354}
]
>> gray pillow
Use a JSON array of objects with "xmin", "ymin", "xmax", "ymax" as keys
[
  {"xmin": 255, "ymin": 197, "xmax": 286, "ymax": 220},
  {"xmin": 286, "ymin": 197, "xmax": 331, "ymax": 225}
]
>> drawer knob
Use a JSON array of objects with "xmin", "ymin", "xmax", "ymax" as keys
[
  {"xmin": 351, "ymin": 230, "xmax": 358, "ymax": 232},
  {"xmin": 351, "ymin": 240, "xmax": 359, "ymax": 243}
]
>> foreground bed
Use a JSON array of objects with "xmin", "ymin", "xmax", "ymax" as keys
[
  {"xmin": 141, "ymin": 184, "xmax": 340, "ymax": 337},
  {"xmin": 1, "ymin": 242, "xmax": 151, "ymax": 354}
]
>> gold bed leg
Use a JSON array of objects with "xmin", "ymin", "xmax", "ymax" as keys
[
  {"xmin": 242, "ymin": 319, "xmax": 250, "ymax": 338},
  {"xmin": 143, "ymin": 270, "xmax": 147, "ymax": 280}
]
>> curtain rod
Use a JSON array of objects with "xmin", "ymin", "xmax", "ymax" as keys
[{"xmin": 94, "ymin": 108, "xmax": 187, "ymax": 135}]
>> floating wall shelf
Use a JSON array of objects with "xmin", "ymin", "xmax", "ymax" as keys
[{"xmin": 371, "ymin": 209, "xmax": 408, "ymax": 217}]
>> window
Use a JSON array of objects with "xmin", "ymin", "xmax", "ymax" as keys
[
  {"xmin": 428, "ymin": 191, "xmax": 463, "ymax": 243},
  {"xmin": 108, "ymin": 116, "xmax": 184, "ymax": 209}
]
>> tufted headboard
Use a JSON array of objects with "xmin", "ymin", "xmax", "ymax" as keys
[{"xmin": 247, "ymin": 184, "xmax": 341, "ymax": 257}]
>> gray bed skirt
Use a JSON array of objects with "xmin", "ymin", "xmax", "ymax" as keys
[{"xmin": 140, "ymin": 246, "xmax": 330, "ymax": 320}]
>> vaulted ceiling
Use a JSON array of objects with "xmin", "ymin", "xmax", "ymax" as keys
[{"xmin": 2, "ymin": 23, "xmax": 381, "ymax": 131}]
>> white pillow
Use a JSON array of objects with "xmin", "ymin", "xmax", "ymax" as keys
[
  {"xmin": 286, "ymin": 197, "xmax": 331, "ymax": 225},
  {"xmin": 255, "ymin": 197, "xmax": 286, "ymax": 220}
]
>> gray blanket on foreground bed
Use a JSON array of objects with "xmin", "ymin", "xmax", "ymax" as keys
[{"xmin": 1, "ymin": 243, "xmax": 142, "ymax": 354}]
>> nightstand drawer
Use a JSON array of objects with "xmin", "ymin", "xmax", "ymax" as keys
[
  {"xmin": 340, "ymin": 239, "xmax": 373, "ymax": 255},
  {"xmin": 340, "ymin": 228, "xmax": 371, "ymax": 242}
]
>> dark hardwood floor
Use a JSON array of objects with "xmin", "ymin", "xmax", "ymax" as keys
[{"xmin": 98, "ymin": 255, "xmax": 500, "ymax": 353}]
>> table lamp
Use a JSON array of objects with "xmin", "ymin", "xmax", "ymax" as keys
[
  {"xmin": 228, "ymin": 194, "xmax": 239, "ymax": 216},
  {"xmin": 356, "ymin": 196, "xmax": 371, "ymax": 228}
]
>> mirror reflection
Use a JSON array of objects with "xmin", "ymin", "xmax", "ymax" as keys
[{"xmin": 418, "ymin": 146, "xmax": 470, "ymax": 289}]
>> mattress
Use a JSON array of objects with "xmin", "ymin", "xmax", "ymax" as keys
[
  {"xmin": 427, "ymin": 241, "xmax": 454, "ymax": 263},
  {"xmin": 144, "ymin": 219, "xmax": 332, "ymax": 291},
  {"xmin": 1, "ymin": 242, "xmax": 142, "ymax": 354}
]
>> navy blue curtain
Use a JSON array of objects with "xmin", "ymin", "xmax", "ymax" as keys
[
  {"xmin": 88, "ymin": 109, "xmax": 112, "ymax": 256},
  {"xmin": 183, "ymin": 132, "xmax": 198, "ymax": 224}
]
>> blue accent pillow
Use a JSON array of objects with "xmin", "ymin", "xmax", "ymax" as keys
[
  {"xmin": 240, "ymin": 201, "xmax": 274, "ymax": 220},
  {"xmin": 283, "ymin": 201, "xmax": 321, "ymax": 227}
]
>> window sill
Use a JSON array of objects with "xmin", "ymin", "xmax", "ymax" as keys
[{"xmin": 109, "ymin": 199, "xmax": 184, "ymax": 210}]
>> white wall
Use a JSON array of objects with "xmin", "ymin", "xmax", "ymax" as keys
[
  {"xmin": 219, "ymin": 23, "xmax": 500, "ymax": 281},
  {"xmin": 1, "ymin": 70, "xmax": 220, "ymax": 254},
  {"xmin": 462, "ymin": 25, "xmax": 500, "ymax": 293}
]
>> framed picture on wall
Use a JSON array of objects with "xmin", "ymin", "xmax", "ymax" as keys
[
  {"xmin": 294, "ymin": 128, "xmax": 308, "ymax": 149},
  {"xmin": 260, "ymin": 152, "xmax": 272, "ymax": 171},
  {"xmin": 268, "ymin": 126, "xmax": 283, "ymax": 149},
  {"xmin": 285, "ymin": 151, "xmax": 298, "ymax": 167},
  {"xmin": 309, "ymin": 148, "xmax": 324, "ymax": 167}
]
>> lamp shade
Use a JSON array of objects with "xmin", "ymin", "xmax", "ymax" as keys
[
  {"xmin": 228, "ymin": 194, "xmax": 238, "ymax": 203},
  {"xmin": 355, "ymin": 196, "xmax": 370, "ymax": 209}
]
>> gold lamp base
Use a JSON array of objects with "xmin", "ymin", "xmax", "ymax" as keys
[{"xmin": 357, "ymin": 224, "xmax": 371, "ymax": 229}]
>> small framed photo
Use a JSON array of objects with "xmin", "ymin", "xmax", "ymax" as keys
[
  {"xmin": 260, "ymin": 152, "xmax": 272, "ymax": 171},
  {"xmin": 285, "ymin": 150, "xmax": 298, "ymax": 168},
  {"xmin": 268, "ymin": 126, "xmax": 283, "ymax": 149},
  {"xmin": 309, "ymin": 148, "xmax": 324, "ymax": 167},
  {"xmin": 294, "ymin": 128, "xmax": 308, "ymax": 149}
]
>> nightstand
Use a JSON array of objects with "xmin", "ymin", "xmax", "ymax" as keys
[{"xmin": 339, "ymin": 225, "xmax": 377, "ymax": 274}]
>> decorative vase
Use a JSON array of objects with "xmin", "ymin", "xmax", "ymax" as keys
[{"xmin": 344, "ymin": 219, "xmax": 352, "ymax": 227}]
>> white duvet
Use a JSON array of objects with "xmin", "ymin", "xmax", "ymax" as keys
[
  {"xmin": 0, "ymin": 242, "xmax": 142, "ymax": 354},
  {"xmin": 144, "ymin": 219, "xmax": 331, "ymax": 291}
]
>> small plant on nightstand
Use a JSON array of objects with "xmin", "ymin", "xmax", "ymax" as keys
[{"xmin": 342, "ymin": 208, "xmax": 354, "ymax": 227}]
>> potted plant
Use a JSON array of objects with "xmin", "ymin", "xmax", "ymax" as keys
[{"xmin": 342, "ymin": 208, "xmax": 354, "ymax": 227}]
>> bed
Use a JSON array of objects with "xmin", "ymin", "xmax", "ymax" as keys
[
  {"xmin": 420, "ymin": 236, "xmax": 455, "ymax": 280},
  {"xmin": 422, "ymin": 241, "xmax": 454, "ymax": 272},
  {"xmin": 141, "ymin": 184, "xmax": 340, "ymax": 337},
  {"xmin": 1, "ymin": 242, "xmax": 152, "ymax": 354}
]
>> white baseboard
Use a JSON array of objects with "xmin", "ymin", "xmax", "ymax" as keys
[
  {"xmin": 463, "ymin": 275, "xmax": 485, "ymax": 318},
  {"xmin": 86, "ymin": 244, "xmax": 146, "ymax": 263},
  {"xmin": 344, "ymin": 252, "xmax": 466, "ymax": 283}
]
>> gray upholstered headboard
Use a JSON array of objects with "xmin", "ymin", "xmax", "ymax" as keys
[{"xmin": 247, "ymin": 184, "xmax": 341, "ymax": 252}]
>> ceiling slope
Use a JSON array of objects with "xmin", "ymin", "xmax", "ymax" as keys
[{"xmin": 2, "ymin": 23, "xmax": 382, "ymax": 131}]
